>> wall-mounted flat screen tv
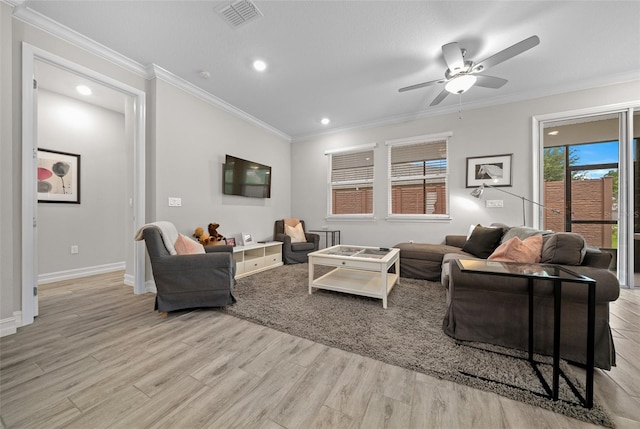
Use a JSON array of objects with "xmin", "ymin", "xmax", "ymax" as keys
[{"xmin": 223, "ymin": 155, "xmax": 271, "ymax": 198}]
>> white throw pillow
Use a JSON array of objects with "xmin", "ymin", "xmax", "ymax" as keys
[{"xmin": 285, "ymin": 223, "xmax": 306, "ymax": 243}]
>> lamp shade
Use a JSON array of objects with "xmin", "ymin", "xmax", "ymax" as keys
[
  {"xmin": 445, "ymin": 74, "xmax": 477, "ymax": 94},
  {"xmin": 470, "ymin": 183, "xmax": 485, "ymax": 198}
]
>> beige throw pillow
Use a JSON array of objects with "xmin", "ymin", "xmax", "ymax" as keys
[{"xmin": 285, "ymin": 223, "xmax": 306, "ymax": 243}]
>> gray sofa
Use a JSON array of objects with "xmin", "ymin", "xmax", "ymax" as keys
[{"xmin": 395, "ymin": 225, "xmax": 620, "ymax": 370}]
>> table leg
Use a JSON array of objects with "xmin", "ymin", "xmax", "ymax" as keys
[
  {"xmin": 553, "ymin": 279, "xmax": 562, "ymax": 401},
  {"xmin": 528, "ymin": 278, "xmax": 534, "ymax": 362},
  {"xmin": 586, "ymin": 281, "xmax": 595, "ymax": 408},
  {"xmin": 381, "ymin": 267, "xmax": 387, "ymax": 309},
  {"xmin": 308, "ymin": 259, "xmax": 314, "ymax": 295}
]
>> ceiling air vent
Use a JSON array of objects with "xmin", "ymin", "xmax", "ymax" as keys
[{"xmin": 216, "ymin": 0, "xmax": 263, "ymax": 28}]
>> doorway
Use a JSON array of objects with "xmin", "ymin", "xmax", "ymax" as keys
[
  {"xmin": 21, "ymin": 43, "xmax": 147, "ymax": 326},
  {"xmin": 534, "ymin": 106, "xmax": 638, "ymax": 288}
]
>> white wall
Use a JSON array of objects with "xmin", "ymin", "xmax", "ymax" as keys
[
  {"xmin": 1, "ymin": 1, "xmax": 15, "ymax": 331},
  {"xmin": 152, "ymin": 79, "xmax": 291, "ymax": 244},
  {"xmin": 36, "ymin": 89, "xmax": 127, "ymax": 276},
  {"xmin": 291, "ymin": 81, "xmax": 640, "ymax": 248}
]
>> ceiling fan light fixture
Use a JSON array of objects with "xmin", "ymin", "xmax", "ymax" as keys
[{"xmin": 445, "ymin": 75, "xmax": 476, "ymax": 94}]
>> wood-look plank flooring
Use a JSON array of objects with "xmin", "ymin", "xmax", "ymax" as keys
[{"xmin": 1, "ymin": 271, "xmax": 639, "ymax": 428}]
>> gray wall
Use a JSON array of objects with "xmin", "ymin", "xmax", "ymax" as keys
[
  {"xmin": 151, "ymin": 78, "xmax": 291, "ymax": 244},
  {"xmin": 36, "ymin": 89, "xmax": 127, "ymax": 276},
  {"xmin": 291, "ymin": 81, "xmax": 640, "ymax": 248},
  {"xmin": 1, "ymin": 2, "xmax": 15, "ymax": 326}
]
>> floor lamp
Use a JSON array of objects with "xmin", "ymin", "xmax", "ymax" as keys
[{"xmin": 470, "ymin": 183, "xmax": 560, "ymax": 226}]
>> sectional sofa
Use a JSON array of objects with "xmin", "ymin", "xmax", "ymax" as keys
[{"xmin": 394, "ymin": 224, "xmax": 620, "ymax": 370}]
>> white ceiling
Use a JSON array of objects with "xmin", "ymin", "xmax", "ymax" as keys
[
  {"xmin": 19, "ymin": 0, "xmax": 640, "ymax": 140},
  {"xmin": 35, "ymin": 61, "xmax": 128, "ymax": 114}
]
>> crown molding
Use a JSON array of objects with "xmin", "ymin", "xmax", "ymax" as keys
[
  {"xmin": 291, "ymin": 71, "xmax": 640, "ymax": 143},
  {"xmin": 12, "ymin": 5, "xmax": 149, "ymax": 77},
  {"xmin": 11, "ymin": 4, "xmax": 291, "ymax": 142},
  {"xmin": 148, "ymin": 65, "xmax": 290, "ymax": 141}
]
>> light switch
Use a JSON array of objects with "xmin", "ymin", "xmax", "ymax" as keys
[
  {"xmin": 168, "ymin": 197, "xmax": 182, "ymax": 207},
  {"xmin": 486, "ymin": 199, "xmax": 504, "ymax": 208}
]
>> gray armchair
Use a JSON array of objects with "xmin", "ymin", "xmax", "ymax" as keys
[
  {"xmin": 140, "ymin": 224, "xmax": 236, "ymax": 314},
  {"xmin": 274, "ymin": 220, "xmax": 320, "ymax": 264}
]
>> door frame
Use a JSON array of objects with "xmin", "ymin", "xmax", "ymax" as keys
[
  {"xmin": 532, "ymin": 102, "xmax": 637, "ymax": 288},
  {"xmin": 21, "ymin": 43, "xmax": 147, "ymax": 326}
]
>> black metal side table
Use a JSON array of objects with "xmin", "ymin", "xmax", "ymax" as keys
[
  {"xmin": 309, "ymin": 229, "xmax": 341, "ymax": 248},
  {"xmin": 455, "ymin": 258, "xmax": 596, "ymax": 408}
]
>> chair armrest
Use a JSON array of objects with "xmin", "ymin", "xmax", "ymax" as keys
[
  {"xmin": 152, "ymin": 252, "xmax": 233, "ymax": 272},
  {"xmin": 275, "ymin": 233, "xmax": 293, "ymax": 249},
  {"xmin": 305, "ymin": 232, "xmax": 320, "ymax": 247},
  {"xmin": 150, "ymin": 252, "xmax": 235, "ymax": 294},
  {"xmin": 204, "ymin": 245, "xmax": 233, "ymax": 253}
]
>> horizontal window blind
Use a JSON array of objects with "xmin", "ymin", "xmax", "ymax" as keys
[
  {"xmin": 329, "ymin": 149, "xmax": 374, "ymax": 215},
  {"xmin": 388, "ymin": 137, "xmax": 449, "ymax": 217},
  {"xmin": 331, "ymin": 150, "xmax": 374, "ymax": 183}
]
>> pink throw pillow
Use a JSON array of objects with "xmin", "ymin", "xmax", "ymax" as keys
[
  {"xmin": 174, "ymin": 233, "xmax": 205, "ymax": 255},
  {"xmin": 488, "ymin": 235, "xmax": 542, "ymax": 263}
]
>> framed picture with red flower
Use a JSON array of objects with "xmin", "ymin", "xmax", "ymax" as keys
[{"xmin": 37, "ymin": 148, "xmax": 81, "ymax": 203}]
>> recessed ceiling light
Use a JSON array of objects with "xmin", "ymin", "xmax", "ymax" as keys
[
  {"xmin": 253, "ymin": 60, "xmax": 267, "ymax": 72},
  {"xmin": 76, "ymin": 85, "xmax": 92, "ymax": 96},
  {"xmin": 321, "ymin": 117, "xmax": 330, "ymax": 125},
  {"xmin": 548, "ymin": 130, "xmax": 559, "ymax": 136}
]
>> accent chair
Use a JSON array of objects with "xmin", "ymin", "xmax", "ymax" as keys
[
  {"xmin": 274, "ymin": 219, "xmax": 320, "ymax": 264},
  {"xmin": 139, "ymin": 223, "xmax": 236, "ymax": 315}
]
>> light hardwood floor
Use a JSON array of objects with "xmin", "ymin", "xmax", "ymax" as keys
[{"xmin": 1, "ymin": 271, "xmax": 639, "ymax": 429}]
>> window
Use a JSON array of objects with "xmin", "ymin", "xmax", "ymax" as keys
[
  {"xmin": 387, "ymin": 133, "xmax": 450, "ymax": 219},
  {"xmin": 326, "ymin": 145, "xmax": 375, "ymax": 217}
]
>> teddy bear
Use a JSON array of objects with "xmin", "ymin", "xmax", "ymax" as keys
[
  {"xmin": 208, "ymin": 223, "xmax": 226, "ymax": 244},
  {"xmin": 192, "ymin": 227, "xmax": 212, "ymax": 246}
]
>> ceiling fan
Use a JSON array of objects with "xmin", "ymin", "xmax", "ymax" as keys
[{"xmin": 399, "ymin": 35, "xmax": 540, "ymax": 106}]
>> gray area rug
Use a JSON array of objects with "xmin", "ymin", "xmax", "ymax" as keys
[{"xmin": 221, "ymin": 264, "xmax": 613, "ymax": 427}]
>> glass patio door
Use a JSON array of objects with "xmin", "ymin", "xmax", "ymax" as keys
[{"xmin": 540, "ymin": 110, "xmax": 637, "ymax": 288}]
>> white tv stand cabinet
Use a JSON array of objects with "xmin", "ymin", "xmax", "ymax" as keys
[{"xmin": 233, "ymin": 241, "xmax": 283, "ymax": 279}]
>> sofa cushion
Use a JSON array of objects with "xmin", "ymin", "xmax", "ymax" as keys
[
  {"xmin": 462, "ymin": 225, "xmax": 504, "ymax": 259},
  {"xmin": 501, "ymin": 226, "xmax": 551, "ymax": 244},
  {"xmin": 395, "ymin": 243, "xmax": 463, "ymax": 262},
  {"xmin": 488, "ymin": 235, "xmax": 542, "ymax": 263},
  {"xmin": 541, "ymin": 232, "xmax": 586, "ymax": 265}
]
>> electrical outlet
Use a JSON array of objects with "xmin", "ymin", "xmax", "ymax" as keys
[
  {"xmin": 486, "ymin": 199, "xmax": 504, "ymax": 208},
  {"xmin": 168, "ymin": 197, "xmax": 182, "ymax": 207},
  {"xmin": 71, "ymin": 245, "xmax": 79, "ymax": 254}
]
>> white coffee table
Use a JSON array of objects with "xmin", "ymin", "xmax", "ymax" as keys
[{"xmin": 308, "ymin": 245, "xmax": 400, "ymax": 308}]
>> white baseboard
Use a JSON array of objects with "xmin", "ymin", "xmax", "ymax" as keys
[
  {"xmin": 38, "ymin": 262, "xmax": 126, "ymax": 285},
  {"xmin": 123, "ymin": 273, "xmax": 134, "ymax": 287},
  {"xmin": 1, "ymin": 311, "xmax": 22, "ymax": 337},
  {"xmin": 123, "ymin": 273, "xmax": 156, "ymax": 294},
  {"xmin": 0, "ymin": 316, "xmax": 16, "ymax": 337}
]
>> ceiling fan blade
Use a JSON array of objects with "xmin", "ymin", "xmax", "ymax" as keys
[
  {"xmin": 398, "ymin": 79, "xmax": 442, "ymax": 93},
  {"xmin": 474, "ymin": 75, "xmax": 508, "ymax": 89},
  {"xmin": 430, "ymin": 88, "xmax": 450, "ymax": 106},
  {"xmin": 473, "ymin": 35, "xmax": 540, "ymax": 72},
  {"xmin": 442, "ymin": 42, "xmax": 465, "ymax": 73}
]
